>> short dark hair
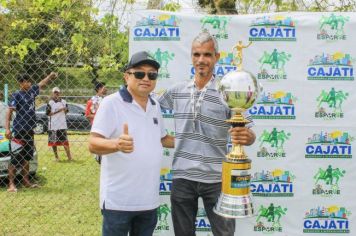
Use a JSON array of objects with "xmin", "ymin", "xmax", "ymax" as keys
[
  {"xmin": 17, "ymin": 74, "xmax": 31, "ymax": 83},
  {"xmin": 95, "ymin": 82, "xmax": 106, "ymax": 92}
]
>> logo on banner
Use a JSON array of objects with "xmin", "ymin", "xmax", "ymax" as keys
[
  {"xmin": 159, "ymin": 168, "xmax": 172, "ymax": 195},
  {"xmin": 195, "ymin": 208, "xmax": 212, "ymax": 232},
  {"xmin": 133, "ymin": 14, "xmax": 180, "ymax": 41},
  {"xmin": 315, "ymin": 88, "xmax": 349, "ymax": 120},
  {"xmin": 254, "ymin": 203, "xmax": 287, "ymax": 233},
  {"xmin": 200, "ymin": 16, "xmax": 231, "ymax": 40},
  {"xmin": 318, "ymin": 14, "xmax": 349, "ymax": 41},
  {"xmin": 258, "ymin": 128, "xmax": 291, "ymax": 159},
  {"xmin": 161, "ymin": 108, "xmax": 174, "ymax": 118},
  {"xmin": 249, "ymin": 15, "xmax": 296, "ymax": 41},
  {"xmin": 313, "ymin": 165, "xmax": 346, "ymax": 196},
  {"xmin": 251, "ymin": 169, "xmax": 295, "ymax": 197},
  {"xmin": 163, "ymin": 148, "xmax": 170, "ymax": 157},
  {"xmin": 307, "ymin": 52, "xmax": 354, "ymax": 81},
  {"xmin": 303, "ymin": 205, "xmax": 351, "ymax": 233},
  {"xmin": 305, "ymin": 130, "xmax": 353, "ymax": 159},
  {"xmin": 148, "ymin": 49, "xmax": 175, "ymax": 79},
  {"xmin": 154, "ymin": 204, "xmax": 171, "ymax": 232},
  {"xmin": 165, "ymin": 129, "xmax": 175, "ymax": 137},
  {"xmin": 190, "ymin": 51, "xmax": 236, "ymax": 79},
  {"xmin": 154, "ymin": 89, "xmax": 175, "ymax": 119},
  {"xmin": 258, "ymin": 49, "xmax": 291, "ymax": 80},
  {"xmin": 163, "ymin": 130, "xmax": 175, "ymax": 157},
  {"xmin": 248, "ymin": 90, "xmax": 297, "ymax": 119}
]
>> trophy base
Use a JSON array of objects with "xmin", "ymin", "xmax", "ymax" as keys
[{"xmin": 213, "ymin": 193, "xmax": 255, "ymax": 218}]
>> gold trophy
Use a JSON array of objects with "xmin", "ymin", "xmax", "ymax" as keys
[{"xmin": 213, "ymin": 41, "xmax": 262, "ymax": 218}]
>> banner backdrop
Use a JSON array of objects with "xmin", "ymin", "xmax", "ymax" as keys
[{"xmin": 129, "ymin": 10, "xmax": 356, "ymax": 236}]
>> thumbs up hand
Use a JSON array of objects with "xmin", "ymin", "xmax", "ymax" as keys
[{"xmin": 116, "ymin": 123, "xmax": 134, "ymax": 153}]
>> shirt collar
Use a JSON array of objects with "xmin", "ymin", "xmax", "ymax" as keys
[
  {"xmin": 119, "ymin": 85, "xmax": 156, "ymax": 105},
  {"xmin": 189, "ymin": 75, "xmax": 216, "ymax": 89}
]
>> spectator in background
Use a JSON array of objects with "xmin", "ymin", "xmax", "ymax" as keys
[
  {"xmin": 85, "ymin": 82, "xmax": 107, "ymax": 125},
  {"xmin": 5, "ymin": 72, "xmax": 58, "ymax": 192},
  {"xmin": 46, "ymin": 87, "xmax": 72, "ymax": 162},
  {"xmin": 85, "ymin": 82, "xmax": 108, "ymax": 164}
]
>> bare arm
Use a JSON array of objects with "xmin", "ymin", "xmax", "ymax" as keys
[
  {"xmin": 161, "ymin": 134, "xmax": 175, "ymax": 148},
  {"xmin": 86, "ymin": 114, "xmax": 95, "ymax": 119},
  {"xmin": 47, "ymin": 103, "xmax": 67, "ymax": 116},
  {"xmin": 38, "ymin": 72, "xmax": 58, "ymax": 90},
  {"xmin": 5, "ymin": 107, "xmax": 15, "ymax": 139},
  {"xmin": 64, "ymin": 105, "xmax": 69, "ymax": 114},
  {"xmin": 88, "ymin": 124, "xmax": 133, "ymax": 155},
  {"xmin": 48, "ymin": 108, "xmax": 66, "ymax": 116}
]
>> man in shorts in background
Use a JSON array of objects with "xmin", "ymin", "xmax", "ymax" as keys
[{"xmin": 46, "ymin": 87, "xmax": 72, "ymax": 161}]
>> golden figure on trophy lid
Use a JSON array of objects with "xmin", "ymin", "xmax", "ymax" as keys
[{"xmin": 232, "ymin": 41, "xmax": 252, "ymax": 70}]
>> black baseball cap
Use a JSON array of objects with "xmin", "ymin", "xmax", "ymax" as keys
[{"xmin": 124, "ymin": 51, "xmax": 160, "ymax": 71}]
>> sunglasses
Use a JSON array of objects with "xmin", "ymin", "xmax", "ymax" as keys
[{"xmin": 127, "ymin": 71, "xmax": 158, "ymax": 80}]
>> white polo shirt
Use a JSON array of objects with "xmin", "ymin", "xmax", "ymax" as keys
[{"xmin": 91, "ymin": 87, "xmax": 166, "ymax": 211}]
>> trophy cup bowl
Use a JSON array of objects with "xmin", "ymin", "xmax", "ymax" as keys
[
  {"xmin": 213, "ymin": 69, "xmax": 261, "ymax": 218},
  {"xmin": 219, "ymin": 70, "xmax": 260, "ymax": 113}
]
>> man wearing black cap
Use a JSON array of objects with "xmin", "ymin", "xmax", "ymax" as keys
[{"xmin": 88, "ymin": 51, "xmax": 174, "ymax": 236}]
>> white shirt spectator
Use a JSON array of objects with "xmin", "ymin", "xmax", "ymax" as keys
[{"xmin": 47, "ymin": 99, "xmax": 68, "ymax": 131}]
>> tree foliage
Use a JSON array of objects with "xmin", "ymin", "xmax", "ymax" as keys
[
  {"xmin": 162, "ymin": 2, "xmax": 182, "ymax": 12},
  {"xmin": 0, "ymin": 0, "xmax": 128, "ymax": 84},
  {"xmin": 197, "ymin": 0, "xmax": 356, "ymax": 14}
]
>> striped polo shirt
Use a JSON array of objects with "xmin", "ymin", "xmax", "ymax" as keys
[{"xmin": 159, "ymin": 77, "xmax": 252, "ymax": 183}]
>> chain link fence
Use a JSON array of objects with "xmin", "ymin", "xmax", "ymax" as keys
[{"xmin": 0, "ymin": 1, "xmax": 129, "ymax": 235}]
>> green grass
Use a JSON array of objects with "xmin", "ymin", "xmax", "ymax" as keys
[{"xmin": 0, "ymin": 134, "xmax": 101, "ymax": 236}]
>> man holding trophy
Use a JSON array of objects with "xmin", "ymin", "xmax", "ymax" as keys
[{"xmin": 159, "ymin": 31, "xmax": 256, "ymax": 236}]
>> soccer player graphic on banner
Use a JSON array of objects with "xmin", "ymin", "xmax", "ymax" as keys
[
  {"xmin": 88, "ymin": 51, "xmax": 174, "ymax": 236},
  {"xmin": 158, "ymin": 31, "xmax": 256, "ymax": 236},
  {"xmin": 5, "ymin": 72, "xmax": 58, "ymax": 192}
]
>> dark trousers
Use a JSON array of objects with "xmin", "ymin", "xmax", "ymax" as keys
[
  {"xmin": 170, "ymin": 178, "xmax": 235, "ymax": 236},
  {"xmin": 101, "ymin": 208, "xmax": 157, "ymax": 236}
]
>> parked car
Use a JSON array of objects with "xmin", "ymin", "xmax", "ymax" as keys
[
  {"xmin": 34, "ymin": 102, "xmax": 91, "ymax": 134},
  {"xmin": 0, "ymin": 102, "xmax": 37, "ymax": 178}
]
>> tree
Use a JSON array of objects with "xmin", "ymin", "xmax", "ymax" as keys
[
  {"xmin": 0, "ymin": 0, "xmax": 129, "ymax": 89},
  {"xmin": 198, "ymin": 0, "xmax": 237, "ymax": 14},
  {"xmin": 147, "ymin": 0, "xmax": 181, "ymax": 11},
  {"xmin": 197, "ymin": 0, "xmax": 356, "ymax": 14}
]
